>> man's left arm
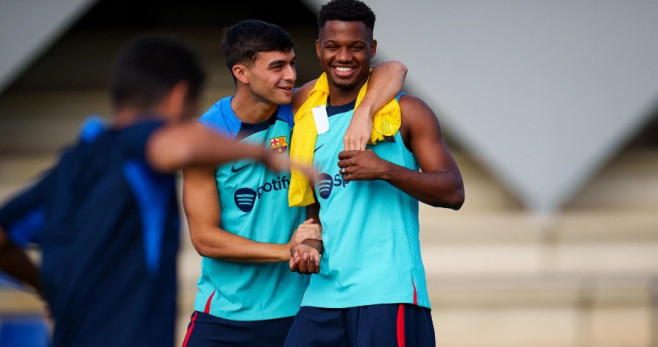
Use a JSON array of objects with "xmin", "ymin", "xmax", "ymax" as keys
[
  {"xmin": 344, "ymin": 61, "xmax": 408, "ymax": 151},
  {"xmin": 338, "ymin": 95, "xmax": 465, "ymax": 209}
]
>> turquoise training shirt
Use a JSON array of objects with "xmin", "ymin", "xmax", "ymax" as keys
[
  {"xmin": 193, "ymin": 97, "xmax": 308, "ymax": 321},
  {"xmin": 302, "ymin": 97, "xmax": 431, "ymax": 309}
]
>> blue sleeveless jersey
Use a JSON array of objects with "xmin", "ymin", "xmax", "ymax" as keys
[
  {"xmin": 302, "ymin": 98, "xmax": 430, "ymax": 309},
  {"xmin": 194, "ymin": 96, "xmax": 308, "ymax": 321}
]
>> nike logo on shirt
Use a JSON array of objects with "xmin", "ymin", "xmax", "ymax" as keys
[
  {"xmin": 231, "ymin": 164, "xmax": 250, "ymax": 173},
  {"xmin": 314, "ymin": 144, "xmax": 325, "ymax": 152}
]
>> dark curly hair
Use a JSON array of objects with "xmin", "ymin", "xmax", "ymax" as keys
[
  {"xmin": 317, "ymin": 0, "xmax": 376, "ymax": 33},
  {"xmin": 222, "ymin": 19, "xmax": 294, "ymax": 72}
]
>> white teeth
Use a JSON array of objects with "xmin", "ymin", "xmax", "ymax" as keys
[{"xmin": 335, "ymin": 66, "xmax": 353, "ymax": 72}]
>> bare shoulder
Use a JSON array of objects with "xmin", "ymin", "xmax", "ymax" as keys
[
  {"xmin": 399, "ymin": 94, "xmax": 436, "ymax": 118},
  {"xmin": 292, "ymin": 79, "xmax": 317, "ymax": 113},
  {"xmin": 398, "ymin": 94, "xmax": 441, "ymax": 141}
]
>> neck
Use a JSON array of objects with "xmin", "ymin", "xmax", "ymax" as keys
[
  {"xmin": 327, "ymin": 78, "xmax": 367, "ymax": 106},
  {"xmin": 113, "ymin": 109, "xmax": 156, "ymax": 127},
  {"xmin": 231, "ymin": 88, "xmax": 278, "ymax": 123}
]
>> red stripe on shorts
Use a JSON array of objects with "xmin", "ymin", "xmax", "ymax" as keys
[
  {"xmin": 182, "ymin": 311, "xmax": 198, "ymax": 347},
  {"xmin": 396, "ymin": 304, "xmax": 406, "ymax": 347},
  {"xmin": 412, "ymin": 280, "xmax": 418, "ymax": 305},
  {"xmin": 204, "ymin": 290, "xmax": 216, "ymax": 313}
]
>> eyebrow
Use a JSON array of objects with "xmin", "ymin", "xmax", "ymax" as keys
[
  {"xmin": 324, "ymin": 40, "xmax": 367, "ymax": 45},
  {"xmin": 268, "ymin": 58, "xmax": 295, "ymax": 68}
]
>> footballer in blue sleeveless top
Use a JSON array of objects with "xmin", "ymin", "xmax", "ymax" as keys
[
  {"xmin": 192, "ymin": 97, "xmax": 308, "ymax": 320},
  {"xmin": 284, "ymin": 1, "xmax": 465, "ymax": 346},
  {"xmin": 180, "ymin": 20, "xmax": 321, "ymax": 347}
]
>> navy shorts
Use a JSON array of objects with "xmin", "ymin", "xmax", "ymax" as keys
[
  {"xmin": 283, "ymin": 304, "xmax": 435, "ymax": 347},
  {"xmin": 182, "ymin": 311, "xmax": 295, "ymax": 347}
]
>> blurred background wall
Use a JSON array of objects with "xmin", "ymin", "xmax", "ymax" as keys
[{"xmin": 0, "ymin": 1, "xmax": 657, "ymax": 346}]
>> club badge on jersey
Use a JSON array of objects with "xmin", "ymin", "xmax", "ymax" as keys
[{"xmin": 269, "ymin": 136, "xmax": 288, "ymax": 153}]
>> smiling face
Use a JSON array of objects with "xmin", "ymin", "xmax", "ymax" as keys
[
  {"xmin": 237, "ymin": 49, "xmax": 297, "ymax": 105},
  {"xmin": 316, "ymin": 20, "xmax": 376, "ymax": 102}
]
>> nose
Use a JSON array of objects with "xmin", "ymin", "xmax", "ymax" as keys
[
  {"xmin": 284, "ymin": 64, "xmax": 296, "ymax": 84},
  {"xmin": 336, "ymin": 47, "xmax": 351, "ymax": 63}
]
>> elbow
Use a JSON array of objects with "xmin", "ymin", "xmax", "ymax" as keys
[
  {"xmin": 191, "ymin": 239, "xmax": 214, "ymax": 258},
  {"xmin": 189, "ymin": 227, "xmax": 213, "ymax": 258},
  {"xmin": 445, "ymin": 183, "xmax": 465, "ymax": 210},
  {"xmin": 189, "ymin": 235, "xmax": 205, "ymax": 257},
  {"xmin": 449, "ymin": 188, "xmax": 465, "ymax": 210},
  {"xmin": 444, "ymin": 177, "xmax": 465, "ymax": 210},
  {"xmin": 427, "ymin": 185, "xmax": 465, "ymax": 210},
  {"xmin": 392, "ymin": 60, "xmax": 408, "ymax": 76}
]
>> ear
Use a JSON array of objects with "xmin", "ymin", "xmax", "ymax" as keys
[
  {"xmin": 232, "ymin": 64, "xmax": 249, "ymax": 84},
  {"xmin": 370, "ymin": 40, "xmax": 377, "ymax": 59},
  {"xmin": 315, "ymin": 39, "xmax": 321, "ymax": 59},
  {"xmin": 161, "ymin": 81, "xmax": 189, "ymax": 121}
]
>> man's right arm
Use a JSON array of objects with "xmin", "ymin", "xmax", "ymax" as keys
[
  {"xmin": 181, "ymin": 143, "xmax": 321, "ymax": 263},
  {"xmin": 183, "ymin": 165, "xmax": 319, "ymax": 262},
  {"xmin": 0, "ymin": 226, "xmax": 41, "ymax": 293},
  {"xmin": 0, "ymin": 170, "xmax": 55, "ymax": 294}
]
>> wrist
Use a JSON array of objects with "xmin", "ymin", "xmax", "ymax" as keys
[
  {"xmin": 354, "ymin": 101, "xmax": 375, "ymax": 118},
  {"xmin": 279, "ymin": 243, "xmax": 292, "ymax": 262},
  {"xmin": 379, "ymin": 160, "xmax": 396, "ymax": 181}
]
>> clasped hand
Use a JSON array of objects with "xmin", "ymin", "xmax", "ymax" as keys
[{"xmin": 288, "ymin": 219, "xmax": 322, "ymax": 274}]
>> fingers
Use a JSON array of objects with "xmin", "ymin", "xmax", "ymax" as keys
[
  {"xmin": 299, "ymin": 253, "xmax": 310, "ymax": 273},
  {"xmin": 289, "ymin": 246, "xmax": 302, "ymax": 271},
  {"xmin": 292, "ymin": 221, "xmax": 323, "ymax": 246},
  {"xmin": 291, "ymin": 252, "xmax": 320, "ymax": 274},
  {"xmin": 358, "ymin": 139, "xmax": 367, "ymax": 151},
  {"xmin": 294, "ymin": 227, "xmax": 322, "ymax": 243},
  {"xmin": 296, "ymin": 220, "xmax": 322, "ymax": 233},
  {"xmin": 344, "ymin": 136, "xmax": 367, "ymax": 151},
  {"xmin": 289, "ymin": 256, "xmax": 300, "ymax": 272},
  {"xmin": 337, "ymin": 158, "xmax": 351, "ymax": 180},
  {"xmin": 348, "ymin": 135, "xmax": 367, "ymax": 151},
  {"xmin": 338, "ymin": 150, "xmax": 360, "ymax": 160},
  {"xmin": 289, "ymin": 246, "xmax": 321, "ymax": 274},
  {"xmin": 291, "ymin": 252, "xmax": 311, "ymax": 273},
  {"xmin": 309, "ymin": 251, "xmax": 320, "ymax": 274}
]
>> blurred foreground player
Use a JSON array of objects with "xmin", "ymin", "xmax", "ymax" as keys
[{"xmin": 0, "ymin": 37, "xmax": 299, "ymax": 347}]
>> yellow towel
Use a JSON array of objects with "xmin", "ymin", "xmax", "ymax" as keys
[{"xmin": 288, "ymin": 72, "xmax": 401, "ymax": 207}]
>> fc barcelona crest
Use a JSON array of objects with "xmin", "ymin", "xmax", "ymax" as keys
[{"xmin": 269, "ymin": 136, "xmax": 288, "ymax": 153}]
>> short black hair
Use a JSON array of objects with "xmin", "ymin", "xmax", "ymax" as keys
[
  {"xmin": 110, "ymin": 37, "xmax": 205, "ymax": 111},
  {"xmin": 222, "ymin": 19, "xmax": 294, "ymax": 72},
  {"xmin": 317, "ymin": 0, "xmax": 376, "ymax": 33}
]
